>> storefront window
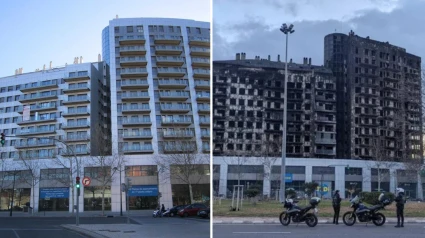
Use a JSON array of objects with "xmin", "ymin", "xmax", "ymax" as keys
[
  {"xmin": 171, "ymin": 184, "xmax": 210, "ymax": 206},
  {"xmin": 38, "ymin": 187, "xmax": 69, "ymax": 211},
  {"xmin": 0, "ymin": 188, "xmax": 31, "ymax": 211},
  {"xmin": 84, "ymin": 186, "xmax": 111, "ymax": 211}
]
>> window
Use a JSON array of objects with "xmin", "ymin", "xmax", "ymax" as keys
[
  {"xmin": 127, "ymin": 26, "xmax": 133, "ymax": 33},
  {"xmin": 196, "ymin": 28, "xmax": 201, "ymax": 34},
  {"xmin": 136, "ymin": 26, "xmax": 143, "ymax": 32},
  {"xmin": 114, "ymin": 27, "xmax": 119, "ymax": 33}
]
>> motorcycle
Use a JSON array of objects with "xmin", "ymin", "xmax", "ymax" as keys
[
  {"xmin": 153, "ymin": 209, "xmax": 163, "ymax": 218},
  {"xmin": 279, "ymin": 197, "xmax": 321, "ymax": 227},
  {"xmin": 343, "ymin": 193, "xmax": 392, "ymax": 226},
  {"xmin": 162, "ymin": 209, "xmax": 171, "ymax": 217}
]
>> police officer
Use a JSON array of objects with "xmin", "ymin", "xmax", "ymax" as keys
[
  {"xmin": 394, "ymin": 188, "xmax": 405, "ymax": 228},
  {"xmin": 332, "ymin": 190, "xmax": 341, "ymax": 224}
]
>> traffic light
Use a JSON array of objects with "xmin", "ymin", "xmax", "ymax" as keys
[
  {"xmin": 0, "ymin": 133, "xmax": 5, "ymax": 146},
  {"xmin": 76, "ymin": 176, "xmax": 80, "ymax": 188}
]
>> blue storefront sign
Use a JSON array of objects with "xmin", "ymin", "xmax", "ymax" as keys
[
  {"xmin": 284, "ymin": 173, "xmax": 293, "ymax": 183},
  {"xmin": 128, "ymin": 185, "xmax": 158, "ymax": 197},
  {"xmin": 316, "ymin": 182, "xmax": 332, "ymax": 198},
  {"xmin": 39, "ymin": 188, "xmax": 69, "ymax": 199}
]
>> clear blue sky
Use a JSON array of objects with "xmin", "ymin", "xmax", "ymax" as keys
[{"xmin": 0, "ymin": 0, "xmax": 210, "ymax": 78}]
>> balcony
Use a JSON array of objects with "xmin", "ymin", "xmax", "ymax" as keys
[
  {"xmin": 16, "ymin": 128, "xmax": 56, "ymax": 136},
  {"xmin": 17, "ymin": 115, "xmax": 58, "ymax": 125},
  {"xmin": 315, "ymin": 116, "xmax": 336, "ymax": 124},
  {"xmin": 315, "ymin": 149, "xmax": 336, "ymax": 155},
  {"xmin": 161, "ymin": 118, "xmax": 192, "ymax": 125},
  {"xmin": 120, "ymin": 57, "xmax": 148, "ymax": 66},
  {"xmin": 201, "ymin": 131, "xmax": 210, "ymax": 139},
  {"xmin": 154, "ymin": 35, "xmax": 181, "ymax": 44},
  {"xmin": 316, "ymin": 105, "xmax": 335, "ymax": 112},
  {"xmin": 156, "ymin": 56, "xmax": 185, "ymax": 66},
  {"xmin": 193, "ymin": 69, "xmax": 210, "ymax": 79},
  {"xmin": 202, "ymin": 145, "xmax": 210, "ymax": 153},
  {"xmin": 198, "ymin": 105, "xmax": 210, "ymax": 114},
  {"xmin": 15, "ymin": 140, "xmax": 55, "ymax": 149},
  {"xmin": 62, "ymin": 122, "xmax": 90, "ymax": 130},
  {"xmin": 119, "ymin": 35, "xmax": 145, "ymax": 45},
  {"xmin": 20, "ymin": 81, "xmax": 58, "ymax": 93},
  {"xmin": 189, "ymin": 36, "xmax": 210, "ymax": 47},
  {"xmin": 191, "ymin": 57, "xmax": 210, "ymax": 67},
  {"xmin": 62, "ymin": 135, "xmax": 90, "ymax": 142},
  {"xmin": 62, "ymin": 110, "xmax": 90, "ymax": 118},
  {"xmin": 63, "ymin": 72, "xmax": 90, "ymax": 82},
  {"xmin": 121, "ymin": 92, "xmax": 150, "ymax": 102},
  {"xmin": 62, "ymin": 95, "xmax": 90, "ymax": 105},
  {"xmin": 194, "ymin": 81, "xmax": 210, "ymax": 90},
  {"xmin": 157, "ymin": 67, "xmax": 186, "ymax": 77},
  {"xmin": 61, "ymin": 149, "xmax": 89, "ymax": 156},
  {"xmin": 122, "ymin": 118, "xmax": 152, "ymax": 126},
  {"xmin": 158, "ymin": 79, "xmax": 188, "ymax": 89},
  {"xmin": 121, "ymin": 106, "xmax": 151, "ymax": 114},
  {"xmin": 159, "ymin": 91, "xmax": 190, "ymax": 101},
  {"xmin": 119, "ymin": 46, "xmax": 147, "ymax": 56},
  {"xmin": 160, "ymin": 105, "xmax": 191, "ymax": 113},
  {"xmin": 120, "ymin": 68, "xmax": 148, "ymax": 78},
  {"xmin": 18, "ymin": 103, "xmax": 57, "ymax": 114},
  {"xmin": 190, "ymin": 47, "xmax": 210, "ymax": 57},
  {"xmin": 196, "ymin": 93, "xmax": 210, "ymax": 102},
  {"xmin": 163, "ymin": 131, "xmax": 194, "ymax": 139},
  {"xmin": 155, "ymin": 46, "xmax": 183, "ymax": 55},
  {"xmin": 19, "ymin": 91, "xmax": 58, "ymax": 103},
  {"xmin": 122, "ymin": 145, "xmax": 154, "ymax": 154},
  {"xmin": 163, "ymin": 144, "xmax": 196, "ymax": 153},
  {"xmin": 315, "ymin": 137, "xmax": 337, "ymax": 144},
  {"xmin": 120, "ymin": 79, "xmax": 149, "ymax": 89},
  {"xmin": 199, "ymin": 118, "xmax": 210, "ymax": 126},
  {"xmin": 63, "ymin": 84, "xmax": 90, "ymax": 94},
  {"xmin": 122, "ymin": 131, "xmax": 153, "ymax": 140}
]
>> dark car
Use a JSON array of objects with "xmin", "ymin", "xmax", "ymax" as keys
[
  {"xmin": 168, "ymin": 205, "xmax": 187, "ymax": 217},
  {"xmin": 178, "ymin": 203, "xmax": 208, "ymax": 217},
  {"xmin": 197, "ymin": 207, "xmax": 210, "ymax": 219}
]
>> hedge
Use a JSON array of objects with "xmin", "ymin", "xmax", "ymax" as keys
[{"xmin": 359, "ymin": 191, "xmax": 395, "ymax": 205}]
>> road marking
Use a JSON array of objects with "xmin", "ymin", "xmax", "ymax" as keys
[
  {"xmin": 233, "ymin": 232, "xmax": 291, "ymax": 234},
  {"xmin": 0, "ymin": 228, "xmax": 63, "ymax": 231},
  {"xmin": 12, "ymin": 229, "xmax": 21, "ymax": 238}
]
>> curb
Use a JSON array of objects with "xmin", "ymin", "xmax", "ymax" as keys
[
  {"xmin": 213, "ymin": 218, "xmax": 425, "ymax": 224},
  {"xmin": 61, "ymin": 225, "xmax": 109, "ymax": 238}
]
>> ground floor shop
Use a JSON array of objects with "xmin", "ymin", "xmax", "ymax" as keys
[{"xmin": 214, "ymin": 157, "xmax": 425, "ymax": 200}]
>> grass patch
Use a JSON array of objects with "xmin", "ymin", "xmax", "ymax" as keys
[{"xmin": 213, "ymin": 199, "xmax": 425, "ymax": 217}]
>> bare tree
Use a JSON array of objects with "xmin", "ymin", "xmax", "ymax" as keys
[
  {"xmin": 86, "ymin": 125, "xmax": 125, "ymax": 215},
  {"xmin": 155, "ymin": 139, "xmax": 209, "ymax": 204},
  {"xmin": 16, "ymin": 151, "xmax": 44, "ymax": 215}
]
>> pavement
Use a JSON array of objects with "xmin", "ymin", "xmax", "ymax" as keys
[
  {"xmin": 214, "ymin": 223, "xmax": 425, "ymax": 238},
  {"xmin": 214, "ymin": 216, "xmax": 425, "ymax": 224},
  {"xmin": 0, "ymin": 210, "xmax": 152, "ymax": 217}
]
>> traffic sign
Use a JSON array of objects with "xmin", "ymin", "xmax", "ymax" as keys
[{"xmin": 82, "ymin": 177, "xmax": 91, "ymax": 187}]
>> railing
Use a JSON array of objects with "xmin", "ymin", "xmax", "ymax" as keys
[
  {"xmin": 122, "ymin": 145, "xmax": 153, "ymax": 152},
  {"xmin": 160, "ymin": 104, "xmax": 191, "ymax": 110},
  {"xmin": 201, "ymin": 131, "xmax": 210, "ymax": 137},
  {"xmin": 16, "ymin": 128, "xmax": 56, "ymax": 135},
  {"xmin": 67, "ymin": 95, "xmax": 89, "ymax": 102},
  {"xmin": 122, "ymin": 131, "xmax": 152, "ymax": 137},
  {"xmin": 157, "ymin": 68, "xmax": 186, "ymax": 73},
  {"xmin": 63, "ymin": 135, "xmax": 90, "ymax": 141},
  {"xmin": 162, "ymin": 118, "xmax": 192, "ymax": 123},
  {"xmin": 121, "ymin": 79, "xmax": 148, "ymax": 86},
  {"xmin": 198, "ymin": 105, "xmax": 210, "ymax": 111},
  {"xmin": 159, "ymin": 91, "xmax": 189, "ymax": 97},
  {"xmin": 121, "ymin": 68, "xmax": 148, "ymax": 74},
  {"xmin": 120, "ymin": 46, "xmax": 146, "ymax": 52},
  {"xmin": 121, "ymin": 92, "xmax": 149, "ymax": 98},
  {"xmin": 190, "ymin": 47, "xmax": 210, "ymax": 53},
  {"xmin": 191, "ymin": 57, "xmax": 210, "ymax": 64},
  {"xmin": 65, "ymin": 109, "xmax": 89, "ymax": 114},
  {"xmin": 67, "ymin": 72, "xmax": 88, "ymax": 78},
  {"xmin": 155, "ymin": 35, "xmax": 181, "ymax": 40},
  {"xmin": 155, "ymin": 45, "xmax": 183, "ymax": 50},
  {"xmin": 189, "ymin": 36, "xmax": 210, "ymax": 42},
  {"xmin": 22, "ymin": 80, "xmax": 57, "ymax": 90},
  {"xmin": 122, "ymin": 118, "xmax": 151, "ymax": 124},
  {"xmin": 68, "ymin": 84, "xmax": 89, "ymax": 90},
  {"xmin": 195, "ymin": 81, "xmax": 210, "ymax": 87},
  {"xmin": 15, "ymin": 140, "xmax": 55, "ymax": 147},
  {"xmin": 19, "ymin": 103, "xmax": 57, "ymax": 111},
  {"xmin": 156, "ymin": 56, "xmax": 184, "ymax": 62},
  {"xmin": 120, "ymin": 57, "xmax": 147, "ymax": 63},
  {"xmin": 199, "ymin": 118, "xmax": 210, "ymax": 123},
  {"xmin": 193, "ymin": 69, "xmax": 210, "ymax": 74},
  {"xmin": 121, "ymin": 105, "xmax": 150, "ymax": 111},
  {"xmin": 158, "ymin": 79, "xmax": 188, "ymax": 86},
  {"xmin": 120, "ymin": 35, "xmax": 145, "ymax": 40},
  {"xmin": 21, "ymin": 91, "xmax": 57, "ymax": 100},
  {"xmin": 163, "ymin": 131, "xmax": 194, "ymax": 137},
  {"xmin": 62, "ymin": 122, "xmax": 89, "ymax": 128}
]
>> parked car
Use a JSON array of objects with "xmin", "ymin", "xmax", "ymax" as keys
[
  {"xmin": 167, "ymin": 205, "xmax": 187, "ymax": 217},
  {"xmin": 178, "ymin": 203, "xmax": 208, "ymax": 217},
  {"xmin": 197, "ymin": 207, "xmax": 210, "ymax": 219}
]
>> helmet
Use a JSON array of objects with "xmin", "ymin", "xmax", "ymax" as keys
[{"xmin": 396, "ymin": 188, "xmax": 405, "ymax": 194}]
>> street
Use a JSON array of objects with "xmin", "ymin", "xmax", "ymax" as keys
[
  {"xmin": 0, "ymin": 215, "xmax": 209, "ymax": 238},
  {"xmin": 214, "ymin": 223, "xmax": 425, "ymax": 238}
]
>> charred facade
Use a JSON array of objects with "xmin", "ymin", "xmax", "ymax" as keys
[
  {"xmin": 213, "ymin": 55, "xmax": 337, "ymax": 158},
  {"xmin": 325, "ymin": 31, "xmax": 423, "ymax": 161}
]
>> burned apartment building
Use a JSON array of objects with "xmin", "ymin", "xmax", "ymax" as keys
[
  {"xmin": 325, "ymin": 30, "xmax": 423, "ymax": 161},
  {"xmin": 213, "ymin": 53, "xmax": 337, "ymax": 159}
]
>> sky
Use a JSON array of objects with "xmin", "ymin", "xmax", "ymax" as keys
[
  {"xmin": 0, "ymin": 0, "xmax": 210, "ymax": 78},
  {"xmin": 213, "ymin": 0, "xmax": 425, "ymax": 66}
]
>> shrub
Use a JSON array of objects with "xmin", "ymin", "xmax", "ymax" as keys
[
  {"xmin": 246, "ymin": 185, "xmax": 261, "ymax": 198},
  {"xmin": 359, "ymin": 191, "xmax": 395, "ymax": 205}
]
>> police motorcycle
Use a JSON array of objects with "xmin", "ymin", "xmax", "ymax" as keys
[
  {"xmin": 279, "ymin": 197, "xmax": 321, "ymax": 227},
  {"xmin": 342, "ymin": 193, "xmax": 392, "ymax": 226}
]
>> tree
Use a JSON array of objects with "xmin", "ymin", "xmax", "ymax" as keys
[
  {"xmin": 303, "ymin": 182, "xmax": 319, "ymax": 198},
  {"xmin": 86, "ymin": 125, "xmax": 125, "ymax": 215},
  {"xmin": 16, "ymin": 151, "xmax": 44, "ymax": 215},
  {"xmin": 155, "ymin": 139, "xmax": 209, "ymax": 204}
]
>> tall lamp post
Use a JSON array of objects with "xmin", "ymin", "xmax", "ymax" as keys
[
  {"xmin": 114, "ymin": 166, "xmax": 128, "ymax": 216},
  {"xmin": 9, "ymin": 170, "xmax": 20, "ymax": 217},
  {"xmin": 279, "ymin": 23, "xmax": 295, "ymax": 203}
]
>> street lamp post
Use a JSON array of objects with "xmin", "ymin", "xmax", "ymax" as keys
[
  {"xmin": 114, "ymin": 166, "xmax": 126, "ymax": 216},
  {"xmin": 9, "ymin": 169, "xmax": 19, "ymax": 217},
  {"xmin": 279, "ymin": 23, "xmax": 295, "ymax": 203}
]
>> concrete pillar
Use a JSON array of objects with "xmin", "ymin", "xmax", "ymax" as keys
[
  {"xmin": 390, "ymin": 169, "xmax": 397, "ymax": 193},
  {"xmin": 362, "ymin": 167, "xmax": 372, "ymax": 192},
  {"xmin": 263, "ymin": 165, "xmax": 271, "ymax": 197},
  {"xmin": 305, "ymin": 165, "xmax": 312, "ymax": 183},
  {"xmin": 335, "ymin": 166, "xmax": 345, "ymax": 199},
  {"xmin": 219, "ymin": 163, "xmax": 228, "ymax": 197},
  {"xmin": 417, "ymin": 174, "xmax": 423, "ymax": 200}
]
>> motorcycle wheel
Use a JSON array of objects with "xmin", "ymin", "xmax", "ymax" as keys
[
  {"xmin": 372, "ymin": 213, "xmax": 386, "ymax": 226},
  {"xmin": 305, "ymin": 214, "xmax": 318, "ymax": 227},
  {"xmin": 279, "ymin": 212, "xmax": 291, "ymax": 226},
  {"xmin": 342, "ymin": 212, "xmax": 356, "ymax": 226}
]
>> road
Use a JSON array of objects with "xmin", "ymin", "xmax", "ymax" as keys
[
  {"xmin": 214, "ymin": 223, "xmax": 425, "ymax": 238},
  {"xmin": 0, "ymin": 215, "xmax": 209, "ymax": 238}
]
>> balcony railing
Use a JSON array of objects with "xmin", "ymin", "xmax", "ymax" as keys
[
  {"xmin": 121, "ymin": 92, "xmax": 149, "ymax": 100},
  {"xmin": 62, "ymin": 122, "xmax": 90, "ymax": 128},
  {"xmin": 62, "ymin": 135, "xmax": 90, "ymax": 142},
  {"xmin": 156, "ymin": 56, "xmax": 185, "ymax": 63},
  {"xmin": 159, "ymin": 91, "xmax": 189, "ymax": 97},
  {"xmin": 67, "ymin": 95, "xmax": 89, "ymax": 102},
  {"xmin": 15, "ymin": 140, "xmax": 55, "ymax": 148},
  {"xmin": 21, "ymin": 80, "xmax": 58, "ymax": 92},
  {"xmin": 120, "ymin": 68, "xmax": 148, "ymax": 74},
  {"xmin": 122, "ymin": 145, "xmax": 153, "ymax": 153},
  {"xmin": 122, "ymin": 131, "xmax": 152, "ymax": 138},
  {"xmin": 121, "ymin": 105, "xmax": 150, "ymax": 112},
  {"xmin": 17, "ymin": 114, "xmax": 58, "ymax": 124},
  {"xmin": 190, "ymin": 47, "xmax": 210, "ymax": 54},
  {"xmin": 163, "ymin": 131, "xmax": 194, "ymax": 137},
  {"xmin": 120, "ymin": 46, "xmax": 146, "ymax": 53},
  {"xmin": 162, "ymin": 118, "xmax": 192, "ymax": 124},
  {"xmin": 201, "ymin": 131, "xmax": 210, "ymax": 137},
  {"xmin": 194, "ymin": 81, "xmax": 210, "ymax": 87},
  {"xmin": 155, "ymin": 45, "xmax": 183, "ymax": 51},
  {"xmin": 157, "ymin": 67, "xmax": 186, "ymax": 74},
  {"xmin": 121, "ymin": 118, "xmax": 151, "ymax": 125},
  {"xmin": 16, "ymin": 128, "xmax": 56, "ymax": 136},
  {"xmin": 199, "ymin": 118, "xmax": 210, "ymax": 124},
  {"xmin": 160, "ymin": 104, "xmax": 191, "ymax": 111},
  {"xmin": 21, "ymin": 91, "xmax": 58, "ymax": 101}
]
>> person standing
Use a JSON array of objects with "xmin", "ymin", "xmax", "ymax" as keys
[
  {"xmin": 332, "ymin": 190, "xmax": 341, "ymax": 224},
  {"xmin": 394, "ymin": 188, "xmax": 405, "ymax": 228}
]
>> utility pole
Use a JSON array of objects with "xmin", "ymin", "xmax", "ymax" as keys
[{"xmin": 126, "ymin": 177, "xmax": 131, "ymax": 224}]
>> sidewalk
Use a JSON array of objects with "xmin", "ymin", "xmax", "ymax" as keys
[
  {"xmin": 213, "ymin": 216, "xmax": 425, "ymax": 224},
  {"xmin": 0, "ymin": 210, "xmax": 152, "ymax": 217}
]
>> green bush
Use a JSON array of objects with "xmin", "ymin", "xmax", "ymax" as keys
[
  {"xmin": 246, "ymin": 185, "xmax": 261, "ymax": 198},
  {"xmin": 359, "ymin": 192, "xmax": 395, "ymax": 205}
]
